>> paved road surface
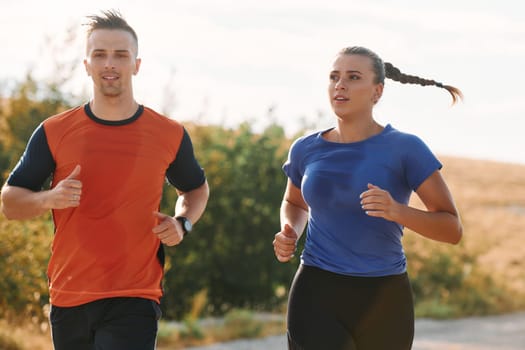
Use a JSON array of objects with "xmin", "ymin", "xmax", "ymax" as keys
[{"xmin": 185, "ymin": 312, "xmax": 525, "ymax": 350}]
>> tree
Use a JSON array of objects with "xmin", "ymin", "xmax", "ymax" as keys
[
  {"xmin": 0, "ymin": 216, "xmax": 53, "ymax": 324},
  {"xmin": 160, "ymin": 123, "xmax": 299, "ymax": 318},
  {"xmin": 0, "ymin": 75, "xmax": 73, "ymax": 182}
]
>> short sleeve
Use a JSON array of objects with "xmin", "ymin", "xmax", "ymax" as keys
[
  {"xmin": 7, "ymin": 124, "xmax": 56, "ymax": 191},
  {"xmin": 165, "ymin": 128, "xmax": 206, "ymax": 192},
  {"xmin": 282, "ymin": 137, "xmax": 305, "ymax": 188},
  {"xmin": 403, "ymin": 135, "xmax": 442, "ymax": 191}
]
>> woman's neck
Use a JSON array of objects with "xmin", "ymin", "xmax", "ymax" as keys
[{"xmin": 328, "ymin": 117, "xmax": 383, "ymax": 143}]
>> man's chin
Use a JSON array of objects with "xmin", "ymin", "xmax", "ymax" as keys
[{"xmin": 101, "ymin": 90, "xmax": 121, "ymax": 98}]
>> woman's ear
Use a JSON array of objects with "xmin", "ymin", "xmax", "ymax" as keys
[{"xmin": 373, "ymin": 83, "xmax": 384, "ymax": 103}]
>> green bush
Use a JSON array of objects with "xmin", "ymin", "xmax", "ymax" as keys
[
  {"xmin": 222, "ymin": 309, "xmax": 263, "ymax": 339},
  {"xmin": 406, "ymin": 238, "xmax": 523, "ymax": 318},
  {"xmin": 179, "ymin": 318, "xmax": 205, "ymax": 340},
  {"xmin": 0, "ymin": 217, "xmax": 53, "ymax": 323}
]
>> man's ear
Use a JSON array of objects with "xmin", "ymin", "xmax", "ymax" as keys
[
  {"xmin": 134, "ymin": 58, "xmax": 142, "ymax": 75},
  {"xmin": 83, "ymin": 58, "xmax": 91, "ymax": 77}
]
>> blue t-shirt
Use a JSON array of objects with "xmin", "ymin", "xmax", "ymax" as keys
[{"xmin": 283, "ymin": 124, "xmax": 442, "ymax": 277}]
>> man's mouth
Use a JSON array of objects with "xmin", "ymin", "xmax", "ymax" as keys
[{"xmin": 102, "ymin": 75, "xmax": 119, "ymax": 81}]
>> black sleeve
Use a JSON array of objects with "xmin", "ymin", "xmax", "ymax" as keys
[
  {"xmin": 166, "ymin": 128, "xmax": 206, "ymax": 192},
  {"xmin": 6, "ymin": 124, "xmax": 56, "ymax": 191}
]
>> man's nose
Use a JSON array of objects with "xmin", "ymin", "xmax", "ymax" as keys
[{"xmin": 104, "ymin": 57, "xmax": 115, "ymax": 69}]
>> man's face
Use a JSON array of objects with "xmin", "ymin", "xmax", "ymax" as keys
[{"xmin": 84, "ymin": 29, "xmax": 141, "ymax": 97}]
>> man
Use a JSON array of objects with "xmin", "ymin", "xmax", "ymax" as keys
[{"xmin": 0, "ymin": 10, "xmax": 209, "ymax": 350}]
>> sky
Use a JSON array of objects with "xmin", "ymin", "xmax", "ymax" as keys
[{"xmin": 1, "ymin": 0, "xmax": 524, "ymax": 165}]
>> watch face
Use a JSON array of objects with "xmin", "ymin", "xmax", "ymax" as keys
[
  {"xmin": 183, "ymin": 219, "xmax": 192, "ymax": 232},
  {"xmin": 177, "ymin": 217, "xmax": 192, "ymax": 234}
]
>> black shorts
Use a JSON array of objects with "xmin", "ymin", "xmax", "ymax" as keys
[
  {"xmin": 287, "ymin": 264, "xmax": 414, "ymax": 350},
  {"xmin": 50, "ymin": 297, "xmax": 162, "ymax": 350}
]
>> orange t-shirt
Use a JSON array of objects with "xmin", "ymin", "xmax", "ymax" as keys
[{"xmin": 43, "ymin": 105, "xmax": 184, "ymax": 307}]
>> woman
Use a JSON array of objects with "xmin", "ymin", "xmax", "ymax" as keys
[{"xmin": 273, "ymin": 46, "xmax": 463, "ymax": 350}]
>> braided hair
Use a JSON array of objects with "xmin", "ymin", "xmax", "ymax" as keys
[{"xmin": 339, "ymin": 46, "xmax": 463, "ymax": 104}]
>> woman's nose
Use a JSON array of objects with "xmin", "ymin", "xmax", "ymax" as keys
[{"xmin": 335, "ymin": 79, "xmax": 346, "ymax": 90}]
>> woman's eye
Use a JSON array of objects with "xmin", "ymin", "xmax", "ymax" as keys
[
  {"xmin": 329, "ymin": 74, "xmax": 338, "ymax": 81},
  {"xmin": 349, "ymin": 75, "xmax": 360, "ymax": 80}
]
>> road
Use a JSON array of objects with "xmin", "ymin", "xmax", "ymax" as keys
[{"xmin": 185, "ymin": 312, "xmax": 525, "ymax": 350}]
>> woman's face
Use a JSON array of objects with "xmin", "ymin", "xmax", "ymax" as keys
[{"xmin": 328, "ymin": 54, "xmax": 383, "ymax": 119}]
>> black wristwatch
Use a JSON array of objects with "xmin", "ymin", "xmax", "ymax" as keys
[{"xmin": 175, "ymin": 216, "xmax": 192, "ymax": 236}]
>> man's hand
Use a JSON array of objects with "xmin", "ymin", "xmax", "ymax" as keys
[
  {"xmin": 152, "ymin": 212, "xmax": 184, "ymax": 246},
  {"xmin": 47, "ymin": 165, "xmax": 82, "ymax": 209}
]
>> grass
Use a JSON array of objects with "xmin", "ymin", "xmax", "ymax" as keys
[
  {"xmin": 156, "ymin": 310, "xmax": 286, "ymax": 349},
  {"xmin": 156, "ymin": 289, "xmax": 286, "ymax": 348},
  {"xmin": 0, "ymin": 320, "xmax": 51, "ymax": 350},
  {"xmin": 436, "ymin": 156, "xmax": 525, "ymax": 296},
  {"xmin": 405, "ymin": 156, "xmax": 525, "ymax": 318}
]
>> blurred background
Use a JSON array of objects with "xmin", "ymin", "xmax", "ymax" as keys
[{"xmin": 1, "ymin": 1, "xmax": 524, "ymax": 349}]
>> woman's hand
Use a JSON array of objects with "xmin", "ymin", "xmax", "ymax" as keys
[
  {"xmin": 360, "ymin": 183, "xmax": 401, "ymax": 222},
  {"xmin": 273, "ymin": 223, "xmax": 298, "ymax": 262}
]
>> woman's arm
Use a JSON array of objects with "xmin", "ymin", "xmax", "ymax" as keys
[
  {"xmin": 360, "ymin": 170, "xmax": 462, "ymax": 244},
  {"xmin": 273, "ymin": 180, "xmax": 309, "ymax": 262}
]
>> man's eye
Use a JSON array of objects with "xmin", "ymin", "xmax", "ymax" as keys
[{"xmin": 349, "ymin": 75, "xmax": 360, "ymax": 80}]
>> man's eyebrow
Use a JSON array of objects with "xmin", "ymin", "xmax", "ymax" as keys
[{"xmin": 91, "ymin": 49, "xmax": 131, "ymax": 53}]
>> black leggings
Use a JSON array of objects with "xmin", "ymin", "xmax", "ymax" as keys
[{"xmin": 287, "ymin": 265, "xmax": 414, "ymax": 350}]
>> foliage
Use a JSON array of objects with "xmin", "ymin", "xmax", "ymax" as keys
[
  {"xmin": 0, "ymin": 320, "xmax": 52, "ymax": 350},
  {"xmin": 0, "ymin": 332, "xmax": 23, "ymax": 350},
  {"xmin": 0, "ymin": 217, "xmax": 53, "ymax": 324},
  {"xmin": 0, "ymin": 75, "xmax": 73, "ymax": 182},
  {"xmin": 160, "ymin": 122, "xmax": 298, "ymax": 319},
  {"xmin": 156, "ymin": 308, "xmax": 285, "ymax": 348},
  {"xmin": 405, "ymin": 234, "xmax": 524, "ymax": 319},
  {"xmin": 222, "ymin": 309, "xmax": 263, "ymax": 338},
  {"xmin": 0, "ymin": 74, "xmax": 73, "ymax": 324},
  {"xmin": 179, "ymin": 318, "xmax": 205, "ymax": 340}
]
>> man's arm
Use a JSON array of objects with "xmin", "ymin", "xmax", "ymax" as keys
[
  {"xmin": 174, "ymin": 180, "xmax": 210, "ymax": 225},
  {"xmin": 152, "ymin": 180, "xmax": 209, "ymax": 247},
  {"xmin": 153, "ymin": 128, "xmax": 209, "ymax": 246},
  {"xmin": 0, "ymin": 124, "xmax": 64, "ymax": 220},
  {"xmin": 1, "ymin": 185, "xmax": 52, "ymax": 220},
  {"xmin": 1, "ymin": 165, "xmax": 82, "ymax": 220}
]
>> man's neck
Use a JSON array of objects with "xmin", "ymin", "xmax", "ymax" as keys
[{"xmin": 89, "ymin": 95, "xmax": 139, "ymax": 121}]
